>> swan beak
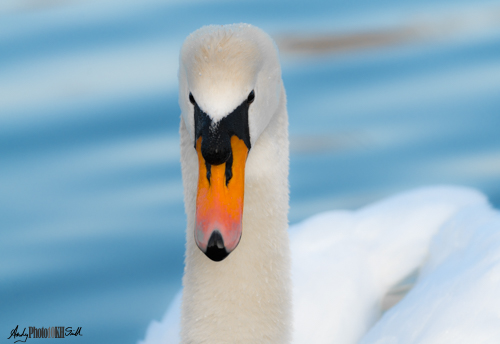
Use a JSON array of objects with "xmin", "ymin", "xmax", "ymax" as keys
[{"xmin": 195, "ymin": 136, "xmax": 248, "ymax": 261}]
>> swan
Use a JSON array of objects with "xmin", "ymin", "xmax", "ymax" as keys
[
  {"xmin": 139, "ymin": 24, "xmax": 495, "ymax": 344},
  {"xmin": 178, "ymin": 23, "xmax": 292, "ymax": 343}
]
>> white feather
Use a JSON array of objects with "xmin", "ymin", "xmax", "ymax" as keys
[{"xmin": 139, "ymin": 24, "xmax": 500, "ymax": 344}]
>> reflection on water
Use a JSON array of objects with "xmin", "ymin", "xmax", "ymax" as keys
[
  {"xmin": 1, "ymin": 1, "xmax": 500, "ymax": 343},
  {"xmin": 277, "ymin": 5, "xmax": 500, "ymax": 54}
]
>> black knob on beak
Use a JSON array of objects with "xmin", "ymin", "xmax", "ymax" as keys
[{"xmin": 201, "ymin": 133, "xmax": 231, "ymax": 166}]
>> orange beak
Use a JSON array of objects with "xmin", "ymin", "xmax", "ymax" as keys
[{"xmin": 194, "ymin": 135, "xmax": 248, "ymax": 261}]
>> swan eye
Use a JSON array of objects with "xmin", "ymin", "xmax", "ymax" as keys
[
  {"xmin": 189, "ymin": 93, "xmax": 196, "ymax": 105},
  {"xmin": 247, "ymin": 90, "xmax": 255, "ymax": 104}
]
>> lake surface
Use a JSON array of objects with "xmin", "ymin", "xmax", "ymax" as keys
[{"xmin": 1, "ymin": 0, "xmax": 500, "ymax": 343}]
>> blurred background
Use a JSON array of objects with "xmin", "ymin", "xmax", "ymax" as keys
[{"xmin": 1, "ymin": 0, "xmax": 499, "ymax": 343}]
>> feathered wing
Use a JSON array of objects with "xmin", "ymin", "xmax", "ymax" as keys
[{"xmin": 139, "ymin": 186, "xmax": 492, "ymax": 344}]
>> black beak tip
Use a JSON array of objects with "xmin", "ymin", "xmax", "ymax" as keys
[{"xmin": 205, "ymin": 230, "xmax": 229, "ymax": 262}]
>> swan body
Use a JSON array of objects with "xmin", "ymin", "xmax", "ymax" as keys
[
  {"xmin": 139, "ymin": 24, "xmax": 500, "ymax": 344},
  {"xmin": 140, "ymin": 186, "xmax": 496, "ymax": 344}
]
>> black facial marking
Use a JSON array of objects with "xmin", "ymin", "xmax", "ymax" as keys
[
  {"xmin": 247, "ymin": 90, "xmax": 255, "ymax": 104},
  {"xmin": 205, "ymin": 161, "xmax": 211, "ymax": 184},
  {"xmin": 225, "ymin": 150, "xmax": 233, "ymax": 186},
  {"xmin": 193, "ymin": 95, "xmax": 252, "ymax": 184}
]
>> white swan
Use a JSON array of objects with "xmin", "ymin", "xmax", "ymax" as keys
[
  {"xmin": 139, "ymin": 24, "xmax": 499, "ymax": 344},
  {"xmin": 178, "ymin": 23, "xmax": 292, "ymax": 343}
]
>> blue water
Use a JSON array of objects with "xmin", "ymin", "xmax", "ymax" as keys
[{"xmin": 1, "ymin": 0, "xmax": 500, "ymax": 343}]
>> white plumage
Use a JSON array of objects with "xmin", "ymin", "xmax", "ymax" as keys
[
  {"xmin": 139, "ymin": 24, "xmax": 500, "ymax": 344},
  {"xmin": 179, "ymin": 24, "xmax": 292, "ymax": 343}
]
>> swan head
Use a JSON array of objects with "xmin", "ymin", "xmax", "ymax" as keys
[{"xmin": 179, "ymin": 24, "xmax": 283, "ymax": 261}]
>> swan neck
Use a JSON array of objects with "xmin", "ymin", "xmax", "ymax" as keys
[{"xmin": 179, "ymin": 86, "xmax": 291, "ymax": 343}]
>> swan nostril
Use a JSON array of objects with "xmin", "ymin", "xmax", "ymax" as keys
[{"xmin": 205, "ymin": 230, "xmax": 229, "ymax": 262}]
